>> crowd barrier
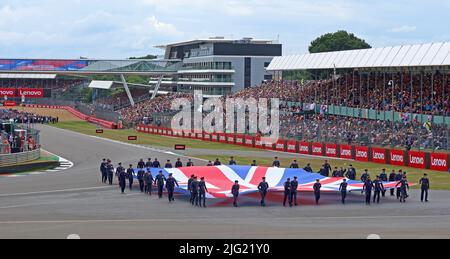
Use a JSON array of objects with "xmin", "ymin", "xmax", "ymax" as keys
[
  {"xmin": 23, "ymin": 104, "xmax": 118, "ymax": 129},
  {"xmin": 137, "ymin": 125, "xmax": 449, "ymax": 172},
  {"xmin": 0, "ymin": 149, "xmax": 41, "ymax": 167}
]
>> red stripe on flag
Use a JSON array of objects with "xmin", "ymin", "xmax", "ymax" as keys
[{"xmin": 249, "ymin": 167, "xmax": 269, "ymax": 186}]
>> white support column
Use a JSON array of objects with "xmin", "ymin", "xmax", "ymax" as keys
[
  {"xmin": 151, "ymin": 75, "xmax": 163, "ymax": 100},
  {"xmin": 120, "ymin": 74, "xmax": 135, "ymax": 107}
]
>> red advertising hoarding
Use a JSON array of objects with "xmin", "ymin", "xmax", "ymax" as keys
[
  {"xmin": 255, "ymin": 136, "xmax": 263, "ymax": 149},
  {"xmin": 355, "ymin": 146, "xmax": 369, "ymax": 162},
  {"xmin": 211, "ymin": 133, "xmax": 219, "ymax": 142},
  {"xmin": 371, "ymin": 148, "xmax": 387, "ymax": 164},
  {"xmin": 286, "ymin": 140, "xmax": 297, "ymax": 153},
  {"xmin": 235, "ymin": 135, "xmax": 245, "ymax": 145},
  {"xmin": 226, "ymin": 134, "xmax": 235, "ymax": 144},
  {"xmin": 219, "ymin": 133, "xmax": 227, "ymax": 143},
  {"xmin": 0, "ymin": 88, "xmax": 16, "ymax": 97},
  {"xmin": 244, "ymin": 136, "xmax": 254, "ymax": 147},
  {"xmin": 311, "ymin": 142, "xmax": 323, "ymax": 156},
  {"xmin": 276, "ymin": 140, "xmax": 286, "ymax": 152},
  {"xmin": 389, "ymin": 150, "xmax": 405, "ymax": 166},
  {"xmin": 298, "ymin": 142, "xmax": 310, "ymax": 155},
  {"xmin": 18, "ymin": 88, "xmax": 44, "ymax": 98},
  {"xmin": 430, "ymin": 153, "xmax": 448, "ymax": 172},
  {"xmin": 203, "ymin": 133, "xmax": 211, "ymax": 141},
  {"xmin": 408, "ymin": 151, "xmax": 426, "ymax": 169},
  {"xmin": 325, "ymin": 143, "xmax": 338, "ymax": 157},
  {"xmin": 2, "ymin": 100, "xmax": 17, "ymax": 107},
  {"xmin": 339, "ymin": 145, "xmax": 352, "ymax": 159}
]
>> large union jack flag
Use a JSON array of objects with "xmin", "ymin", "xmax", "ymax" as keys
[{"xmin": 135, "ymin": 166, "xmax": 400, "ymax": 199}]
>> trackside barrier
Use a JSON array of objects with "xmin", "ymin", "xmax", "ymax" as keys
[
  {"xmin": 136, "ymin": 125, "xmax": 450, "ymax": 172},
  {"xmin": 24, "ymin": 104, "xmax": 118, "ymax": 129},
  {"xmin": 0, "ymin": 149, "xmax": 41, "ymax": 167}
]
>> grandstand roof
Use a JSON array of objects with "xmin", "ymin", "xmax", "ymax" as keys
[
  {"xmin": 0, "ymin": 73, "xmax": 57, "ymax": 79},
  {"xmin": 88, "ymin": 81, "xmax": 115, "ymax": 90},
  {"xmin": 267, "ymin": 42, "xmax": 450, "ymax": 71}
]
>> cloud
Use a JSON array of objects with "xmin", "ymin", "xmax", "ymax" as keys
[
  {"xmin": 147, "ymin": 16, "xmax": 181, "ymax": 36},
  {"xmin": 389, "ymin": 25, "xmax": 417, "ymax": 33}
]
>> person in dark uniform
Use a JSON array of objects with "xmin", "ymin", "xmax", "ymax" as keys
[
  {"xmin": 190, "ymin": 177, "xmax": 199, "ymax": 206},
  {"xmin": 152, "ymin": 158, "xmax": 161, "ymax": 168},
  {"xmin": 173, "ymin": 158, "xmax": 182, "ymax": 168},
  {"xmin": 290, "ymin": 160, "xmax": 299, "ymax": 169},
  {"xmin": 126, "ymin": 164, "xmax": 135, "ymax": 190},
  {"xmin": 137, "ymin": 167, "xmax": 145, "ymax": 193},
  {"xmin": 144, "ymin": 169, "xmax": 154, "ymax": 195},
  {"xmin": 229, "ymin": 157, "xmax": 237, "ymax": 165},
  {"xmin": 338, "ymin": 167, "xmax": 346, "ymax": 177},
  {"xmin": 154, "ymin": 171, "xmax": 166, "ymax": 199},
  {"xmin": 251, "ymin": 160, "xmax": 257, "ymax": 167},
  {"xmin": 198, "ymin": 177, "xmax": 208, "ymax": 207},
  {"xmin": 165, "ymin": 160, "xmax": 173, "ymax": 169},
  {"xmin": 137, "ymin": 159, "xmax": 145, "ymax": 169},
  {"xmin": 214, "ymin": 158, "xmax": 222, "ymax": 166},
  {"xmin": 303, "ymin": 163, "xmax": 313, "ymax": 173},
  {"xmin": 207, "ymin": 161, "xmax": 214, "ymax": 166},
  {"xmin": 395, "ymin": 170, "xmax": 403, "ymax": 199},
  {"xmin": 389, "ymin": 170, "xmax": 397, "ymax": 196},
  {"xmin": 379, "ymin": 169, "xmax": 388, "ymax": 197},
  {"xmin": 363, "ymin": 176, "xmax": 374, "ymax": 205},
  {"xmin": 258, "ymin": 177, "xmax": 269, "ymax": 207},
  {"xmin": 318, "ymin": 166, "xmax": 328, "ymax": 177},
  {"xmin": 186, "ymin": 159, "xmax": 194, "ymax": 167},
  {"xmin": 323, "ymin": 160, "xmax": 332, "ymax": 177},
  {"xmin": 396, "ymin": 177, "xmax": 410, "ymax": 203},
  {"xmin": 165, "ymin": 173, "xmax": 179, "ymax": 202},
  {"xmin": 361, "ymin": 169, "xmax": 370, "ymax": 182},
  {"xmin": 339, "ymin": 179, "xmax": 348, "ymax": 204},
  {"xmin": 345, "ymin": 165, "xmax": 356, "ymax": 180},
  {"xmin": 272, "ymin": 157, "xmax": 281, "ymax": 168},
  {"xmin": 419, "ymin": 174, "xmax": 430, "ymax": 202},
  {"xmin": 290, "ymin": 176, "xmax": 299, "ymax": 206},
  {"xmin": 107, "ymin": 160, "xmax": 114, "ymax": 185},
  {"xmin": 231, "ymin": 181, "xmax": 240, "ymax": 207},
  {"xmin": 332, "ymin": 167, "xmax": 340, "ymax": 177},
  {"xmin": 313, "ymin": 179, "xmax": 322, "ymax": 205},
  {"xmin": 100, "ymin": 159, "xmax": 107, "ymax": 183},
  {"xmin": 373, "ymin": 176, "xmax": 385, "ymax": 204},
  {"xmin": 121, "ymin": 164, "xmax": 132, "ymax": 190},
  {"xmin": 283, "ymin": 178, "xmax": 292, "ymax": 207},
  {"xmin": 145, "ymin": 158, "xmax": 152, "ymax": 168},
  {"xmin": 118, "ymin": 167, "xmax": 127, "ymax": 194},
  {"xmin": 188, "ymin": 175, "xmax": 195, "ymax": 203}
]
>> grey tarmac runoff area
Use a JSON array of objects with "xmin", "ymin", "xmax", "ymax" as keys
[{"xmin": 0, "ymin": 125, "xmax": 450, "ymax": 239}]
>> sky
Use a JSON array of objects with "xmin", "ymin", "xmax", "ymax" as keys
[{"xmin": 0, "ymin": 0, "xmax": 449, "ymax": 59}]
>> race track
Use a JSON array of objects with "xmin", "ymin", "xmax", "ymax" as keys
[{"xmin": 1, "ymin": 125, "xmax": 450, "ymax": 239}]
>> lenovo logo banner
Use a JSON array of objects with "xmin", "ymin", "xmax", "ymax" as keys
[
  {"xmin": 430, "ymin": 153, "xmax": 448, "ymax": 171},
  {"xmin": 299, "ymin": 142, "xmax": 309, "ymax": 155},
  {"xmin": 355, "ymin": 146, "xmax": 369, "ymax": 162},
  {"xmin": 340, "ymin": 145, "xmax": 352, "ymax": 159},
  {"xmin": 235, "ymin": 135, "xmax": 244, "ymax": 145},
  {"xmin": 408, "ymin": 151, "xmax": 426, "ymax": 169},
  {"xmin": 276, "ymin": 140, "xmax": 286, "ymax": 152},
  {"xmin": 287, "ymin": 141, "xmax": 297, "ymax": 153},
  {"xmin": 244, "ymin": 136, "xmax": 254, "ymax": 147},
  {"xmin": 312, "ymin": 143, "xmax": 323, "ymax": 156},
  {"xmin": 0, "ymin": 88, "xmax": 16, "ymax": 97},
  {"xmin": 389, "ymin": 150, "xmax": 405, "ymax": 166},
  {"xmin": 325, "ymin": 143, "xmax": 337, "ymax": 157},
  {"xmin": 18, "ymin": 88, "xmax": 44, "ymax": 98},
  {"xmin": 372, "ymin": 148, "xmax": 387, "ymax": 164}
]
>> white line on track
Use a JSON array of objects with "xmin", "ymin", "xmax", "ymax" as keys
[{"xmin": 0, "ymin": 186, "xmax": 114, "ymax": 197}]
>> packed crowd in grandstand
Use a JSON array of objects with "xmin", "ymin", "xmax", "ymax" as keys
[{"xmin": 0, "ymin": 109, "xmax": 58, "ymax": 124}]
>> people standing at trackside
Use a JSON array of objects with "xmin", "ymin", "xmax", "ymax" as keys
[
  {"xmin": 290, "ymin": 160, "xmax": 299, "ymax": 169},
  {"xmin": 272, "ymin": 157, "xmax": 281, "ymax": 168},
  {"xmin": 313, "ymin": 179, "xmax": 322, "ymax": 205},
  {"xmin": 165, "ymin": 160, "xmax": 173, "ymax": 169},
  {"xmin": 373, "ymin": 176, "xmax": 385, "ymax": 204},
  {"xmin": 303, "ymin": 163, "xmax": 313, "ymax": 173},
  {"xmin": 137, "ymin": 167, "xmax": 145, "ymax": 193},
  {"xmin": 138, "ymin": 159, "xmax": 145, "ymax": 169},
  {"xmin": 363, "ymin": 176, "xmax": 374, "ymax": 205},
  {"xmin": 396, "ymin": 177, "xmax": 410, "ymax": 203},
  {"xmin": 395, "ymin": 170, "xmax": 404, "ymax": 199},
  {"xmin": 190, "ymin": 177, "xmax": 199, "ymax": 206},
  {"xmin": 118, "ymin": 166, "xmax": 127, "ymax": 194},
  {"xmin": 345, "ymin": 165, "xmax": 356, "ymax": 180},
  {"xmin": 339, "ymin": 179, "xmax": 348, "ymax": 204},
  {"xmin": 283, "ymin": 178, "xmax": 292, "ymax": 207},
  {"xmin": 389, "ymin": 170, "xmax": 397, "ymax": 196},
  {"xmin": 175, "ymin": 158, "xmax": 183, "ymax": 168},
  {"xmin": 100, "ymin": 159, "xmax": 108, "ymax": 183},
  {"xmin": 229, "ymin": 157, "xmax": 237, "ymax": 165},
  {"xmin": 198, "ymin": 177, "xmax": 208, "ymax": 208},
  {"xmin": 144, "ymin": 169, "xmax": 154, "ymax": 196},
  {"xmin": 145, "ymin": 158, "xmax": 152, "ymax": 168},
  {"xmin": 155, "ymin": 171, "xmax": 166, "ymax": 199},
  {"xmin": 251, "ymin": 160, "xmax": 257, "ymax": 166},
  {"xmin": 290, "ymin": 176, "xmax": 299, "ymax": 206},
  {"xmin": 166, "ymin": 173, "xmax": 179, "ymax": 202},
  {"xmin": 107, "ymin": 160, "xmax": 114, "ymax": 185},
  {"xmin": 231, "ymin": 181, "xmax": 240, "ymax": 207},
  {"xmin": 419, "ymin": 174, "xmax": 430, "ymax": 202},
  {"xmin": 258, "ymin": 177, "xmax": 269, "ymax": 207},
  {"xmin": 186, "ymin": 159, "xmax": 194, "ymax": 167},
  {"xmin": 188, "ymin": 175, "xmax": 195, "ymax": 204},
  {"xmin": 214, "ymin": 158, "xmax": 222, "ymax": 166},
  {"xmin": 380, "ymin": 169, "xmax": 388, "ymax": 197},
  {"xmin": 152, "ymin": 158, "xmax": 161, "ymax": 168}
]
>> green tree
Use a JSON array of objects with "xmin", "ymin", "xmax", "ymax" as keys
[
  {"xmin": 129, "ymin": 54, "xmax": 157, "ymax": 60},
  {"xmin": 309, "ymin": 30, "xmax": 371, "ymax": 53}
]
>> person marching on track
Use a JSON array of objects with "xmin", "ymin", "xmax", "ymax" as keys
[
  {"xmin": 313, "ymin": 179, "xmax": 322, "ymax": 205},
  {"xmin": 137, "ymin": 159, "xmax": 145, "ymax": 169},
  {"xmin": 361, "ymin": 169, "xmax": 370, "ymax": 183},
  {"xmin": 144, "ymin": 169, "xmax": 154, "ymax": 196},
  {"xmin": 155, "ymin": 170, "xmax": 166, "ymax": 199},
  {"xmin": 258, "ymin": 177, "xmax": 269, "ymax": 207},
  {"xmin": 389, "ymin": 170, "xmax": 397, "ymax": 196},
  {"xmin": 175, "ymin": 158, "xmax": 183, "ymax": 168},
  {"xmin": 363, "ymin": 176, "xmax": 374, "ymax": 205},
  {"xmin": 145, "ymin": 158, "xmax": 152, "ymax": 168},
  {"xmin": 380, "ymin": 169, "xmax": 388, "ymax": 197},
  {"xmin": 231, "ymin": 181, "xmax": 240, "ymax": 207},
  {"xmin": 214, "ymin": 158, "xmax": 222, "ymax": 166},
  {"xmin": 165, "ymin": 160, "xmax": 173, "ymax": 169},
  {"xmin": 303, "ymin": 163, "xmax": 313, "ymax": 173},
  {"xmin": 396, "ymin": 177, "xmax": 410, "ymax": 203},
  {"xmin": 137, "ymin": 167, "xmax": 145, "ymax": 193},
  {"xmin": 346, "ymin": 165, "xmax": 356, "ymax": 180},
  {"xmin": 290, "ymin": 160, "xmax": 299, "ymax": 169},
  {"xmin": 188, "ymin": 175, "xmax": 195, "ymax": 204},
  {"xmin": 100, "ymin": 159, "xmax": 107, "ymax": 183},
  {"xmin": 283, "ymin": 178, "xmax": 292, "ymax": 207},
  {"xmin": 251, "ymin": 160, "xmax": 257, "ymax": 167},
  {"xmin": 190, "ymin": 177, "xmax": 199, "ymax": 206},
  {"xmin": 198, "ymin": 177, "xmax": 208, "ymax": 208},
  {"xmin": 152, "ymin": 158, "xmax": 161, "ymax": 168},
  {"xmin": 126, "ymin": 164, "xmax": 135, "ymax": 190},
  {"xmin": 166, "ymin": 173, "xmax": 179, "ymax": 202},
  {"xmin": 186, "ymin": 159, "xmax": 194, "ymax": 167},
  {"xmin": 373, "ymin": 176, "xmax": 385, "ymax": 204},
  {"xmin": 339, "ymin": 179, "xmax": 348, "ymax": 204},
  {"xmin": 290, "ymin": 176, "xmax": 299, "ymax": 206},
  {"xmin": 118, "ymin": 166, "xmax": 127, "ymax": 194},
  {"xmin": 419, "ymin": 174, "xmax": 430, "ymax": 202},
  {"xmin": 395, "ymin": 170, "xmax": 404, "ymax": 199},
  {"xmin": 229, "ymin": 157, "xmax": 237, "ymax": 165},
  {"xmin": 272, "ymin": 157, "xmax": 281, "ymax": 168},
  {"xmin": 107, "ymin": 160, "xmax": 114, "ymax": 185}
]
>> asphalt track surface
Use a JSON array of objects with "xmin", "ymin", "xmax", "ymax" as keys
[{"xmin": 1, "ymin": 125, "xmax": 450, "ymax": 239}]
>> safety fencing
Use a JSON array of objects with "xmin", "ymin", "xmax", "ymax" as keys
[
  {"xmin": 136, "ymin": 125, "xmax": 450, "ymax": 172},
  {"xmin": 0, "ymin": 149, "xmax": 41, "ymax": 167},
  {"xmin": 23, "ymin": 104, "xmax": 119, "ymax": 129}
]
